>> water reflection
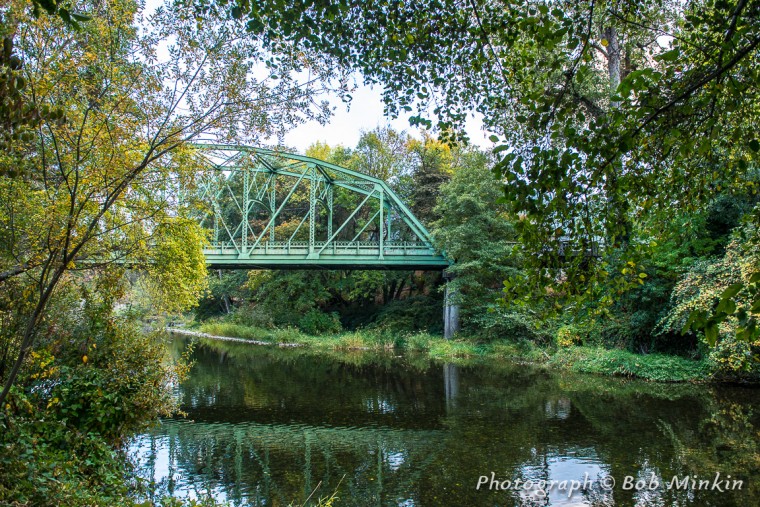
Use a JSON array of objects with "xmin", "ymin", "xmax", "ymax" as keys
[
  {"xmin": 131, "ymin": 338, "xmax": 760, "ymax": 506},
  {"xmin": 443, "ymin": 363, "xmax": 459, "ymax": 413}
]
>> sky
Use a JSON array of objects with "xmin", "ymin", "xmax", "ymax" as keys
[{"xmin": 280, "ymin": 81, "xmax": 493, "ymax": 153}]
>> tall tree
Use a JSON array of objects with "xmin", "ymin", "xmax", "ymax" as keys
[
  {"xmin": 408, "ymin": 135, "xmax": 454, "ymax": 224},
  {"xmin": 431, "ymin": 150, "xmax": 518, "ymax": 310},
  {"xmin": 354, "ymin": 127, "xmax": 415, "ymax": 182},
  {"xmin": 0, "ymin": 0, "xmax": 339, "ymax": 406}
]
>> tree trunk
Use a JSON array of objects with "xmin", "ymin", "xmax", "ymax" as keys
[
  {"xmin": 604, "ymin": 26, "xmax": 621, "ymax": 107},
  {"xmin": 218, "ymin": 269, "xmax": 231, "ymax": 314},
  {"xmin": 394, "ymin": 276, "xmax": 407, "ymax": 300},
  {"xmin": 384, "ymin": 279, "xmax": 397, "ymax": 304},
  {"xmin": 603, "ymin": 25, "xmax": 630, "ymax": 246}
]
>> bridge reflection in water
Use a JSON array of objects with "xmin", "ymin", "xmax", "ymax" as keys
[{"xmin": 131, "ymin": 338, "xmax": 760, "ymax": 506}]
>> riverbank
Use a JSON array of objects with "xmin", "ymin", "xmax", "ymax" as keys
[{"xmin": 173, "ymin": 322, "xmax": 729, "ymax": 383}]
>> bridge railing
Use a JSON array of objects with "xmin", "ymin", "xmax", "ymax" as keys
[{"xmin": 204, "ymin": 240, "xmax": 438, "ymax": 257}]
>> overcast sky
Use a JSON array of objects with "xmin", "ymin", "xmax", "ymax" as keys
[{"xmin": 281, "ymin": 81, "xmax": 493, "ymax": 153}]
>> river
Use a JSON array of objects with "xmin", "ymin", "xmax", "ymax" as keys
[{"xmin": 130, "ymin": 337, "xmax": 760, "ymax": 506}]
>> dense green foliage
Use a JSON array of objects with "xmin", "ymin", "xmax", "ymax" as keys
[
  {"xmin": 430, "ymin": 150, "xmax": 547, "ymax": 343},
  {"xmin": 0, "ymin": 311, "xmax": 191, "ymax": 505},
  {"xmin": 216, "ymin": 0, "xmax": 760, "ymax": 354},
  {"xmin": 1, "ymin": 0, "xmax": 338, "ymax": 393}
]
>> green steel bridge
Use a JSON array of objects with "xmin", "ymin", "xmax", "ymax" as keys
[{"xmin": 189, "ymin": 144, "xmax": 451, "ymax": 271}]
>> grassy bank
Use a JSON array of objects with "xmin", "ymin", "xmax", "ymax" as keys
[{"xmin": 186, "ymin": 322, "xmax": 717, "ymax": 383}]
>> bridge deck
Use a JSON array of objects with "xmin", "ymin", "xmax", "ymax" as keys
[{"xmin": 204, "ymin": 241, "xmax": 451, "ymax": 270}]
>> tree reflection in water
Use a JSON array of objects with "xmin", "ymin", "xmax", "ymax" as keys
[{"xmin": 131, "ymin": 338, "xmax": 759, "ymax": 506}]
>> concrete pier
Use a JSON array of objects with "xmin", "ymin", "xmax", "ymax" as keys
[{"xmin": 443, "ymin": 271, "xmax": 460, "ymax": 339}]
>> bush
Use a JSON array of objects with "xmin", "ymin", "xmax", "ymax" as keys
[
  {"xmin": 46, "ymin": 333, "xmax": 185, "ymax": 445},
  {"xmin": 229, "ymin": 304, "xmax": 275, "ymax": 329},
  {"xmin": 397, "ymin": 331, "xmax": 432, "ymax": 351},
  {"xmin": 298, "ymin": 310, "xmax": 342, "ymax": 335},
  {"xmin": 657, "ymin": 227, "xmax": 760, "ymax": 374},
  {"xmin": 466, "ymin": 306, "xmax": 552, "ymax": 344},
  {"xmin": 0, "ymin": 388, "xmax": 134, "ymax": 506},
  {"xmin": 489, "ymin": 340, "xmax": 549, "ymax": 362},
  {"xmin": 550, "ymin": 346, "xmax": 711, "ymax": 382},
  {"xmin": 708, "ymin": 336, "xmax": 760, "ymax": 378},
  {"xmin": 369, "ymin": 296, "xmax": 443, "ymax": 334},
  {"xmin": 556, "ymin": 324, "xmax": 583, "ymax": 348},
  {"xmin": 0, "ymin": 322, "xmax": 189, "ymax": 505},
  {"xmin": 428, "ymin": 339, "xmax": 478, "ymax": 358},
  {"xmin": 583, "ymin": 318, "xmax": 641, "ymax": 350}
]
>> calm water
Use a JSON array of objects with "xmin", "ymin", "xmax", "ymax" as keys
[{"xmin": 131, "ymin": 338, "xmax": 760, "ymax": 506}]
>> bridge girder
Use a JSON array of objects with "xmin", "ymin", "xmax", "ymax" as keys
[{"xmin": 184, "ymin": 144, "xmax": 451, "ymax": 270}]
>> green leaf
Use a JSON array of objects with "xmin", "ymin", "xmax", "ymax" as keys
[
  {"xmin": 704, "ymin": 322, "xmax": 719, "ymax": 347},
  {"xmin": 657, "ymin": 48, "xmax": 680, "ymax": 62},
  {"xmin": 489, "ymin": 135, "xmax": 499, "ymax": 143},
  {"xmin": 750, "ymin": 139, "xmax": 760, "ymax": 152},
  {"xmin": 681, "ymin": 312, "xmax": 696, "ymax": 335},
  {"xmin": 721, "ymin": 283, "xmax": 743, "ymax": 300},
  {"xmin": 618, "ymin": 136, "xmax": 631, "ymax": 153},
  {"xmin": 70, "ymin": 12, "xmax": 91, "ymax": 22},
  {"xmin": 58, "ymin": 7, "xmax": 72, "ymax": 24},
  {"xmin": 716, "ymin": 298, "xmax": 736, "ymax": 315}
]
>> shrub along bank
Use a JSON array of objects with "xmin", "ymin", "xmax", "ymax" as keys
[
  {"xmin": 0, "ymin": 318, "xmax": 214, "ymax": 507},
  {"xmin": 186, "ymin": 321, "xmax": 721, "ymax": 383}
]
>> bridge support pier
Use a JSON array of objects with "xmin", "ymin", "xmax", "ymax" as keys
[{"xmin": 443, "ymin": 271, "xmax": 459, "ymax": 340}]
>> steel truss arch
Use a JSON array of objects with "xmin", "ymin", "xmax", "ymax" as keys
[{"xmin": 186, "ymin": 143, "xmax": 451, "ymax": 270}]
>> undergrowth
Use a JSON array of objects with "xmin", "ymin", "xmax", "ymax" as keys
[{"xmin": 190, "ymin": 321, "xmax": 722, "ymax": 383}]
